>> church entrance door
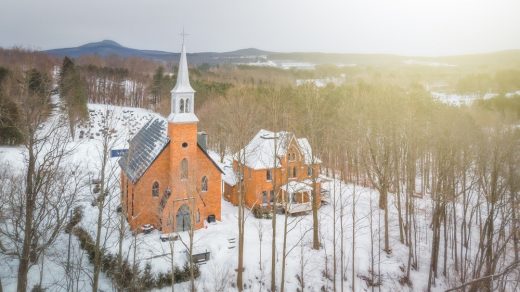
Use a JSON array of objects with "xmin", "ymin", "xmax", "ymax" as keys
[{"xmin": 176, "ymin": 204, "xmax": 191, "ymax": 232}]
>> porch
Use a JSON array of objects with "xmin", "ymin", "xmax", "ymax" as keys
[{"xmin": 279, "ymin": 181, "xmax": 314, "ymax": 214}]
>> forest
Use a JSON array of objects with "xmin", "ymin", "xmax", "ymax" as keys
[{"xmin": 0, "ymin": 47, "xmax": 518, "ymax": 292}]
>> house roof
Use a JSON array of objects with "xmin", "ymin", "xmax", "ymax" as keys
[
  {"xmin": 119, "ymin": 117, "xmax": 223, "ymax": 184},
  {"xmin": 280, "ymin": 181, "xmax": 313, "ymax": 193},
  {"xmin": 235, "ymin": 129, "xmax": 321, "ymax": 170}
]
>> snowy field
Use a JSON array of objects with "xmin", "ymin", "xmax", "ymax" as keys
[
  {"xmin": 430, "ymin": 90, "xmax": 520, "ymax": 106},
  {"xmin": 0, "ymin": 102, "xmax": 478, "ymax": 292}
]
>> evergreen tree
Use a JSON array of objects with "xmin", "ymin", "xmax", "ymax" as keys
[{"xmin": 59, "ymin": 57, "xmax": 88, "ymax": 138}]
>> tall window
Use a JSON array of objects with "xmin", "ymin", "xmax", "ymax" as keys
[
  {"xmin": 180, "ymin": 99, "xmax": 185, "ymax": 113},
  {"xmin": 152, "ymin": 181, "xmax": 159, "ymax": 197},
  {"xmin": 270, "ymin": 190, "xmax": 275, "ymax": 203},
  {"xmin": 307, "ymin": 166, "xmax": 313, "ymax": 177},
  {"xmin": 181, "ymin": 159, "xmax": 188, "ymax": 179},
  {"xmin": 266, "ymin": 169, "xmax": 272, "ymax": 181},
  {"xmin": 185, "ymin": 98, "xmax": 190, "ymax": 113},
  {"xmin": 293, "ymin": 166, "xmax": 297, "ymax": 178},
  {"xmin": 288, "ymin": 167, "xmax": 292, "ymax": 178},
  {"xmin": 196, "ymin": 209, "xmax": 200, "ymax": 223},
  {"xmin": 262, "ymin": 191, "xmax": 268, "ymax": 204},
  {"xmin": 201, "ymin": 176, "xmax": 208, "ymax": 192}
]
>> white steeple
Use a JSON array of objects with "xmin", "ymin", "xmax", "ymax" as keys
[
  {"xmin": 168, "ymin": 41, "xmax": 198, "ymax": 123},
  {"xmin": 171, "ymin": 43, "xmax": 195, "ymax": 94}
]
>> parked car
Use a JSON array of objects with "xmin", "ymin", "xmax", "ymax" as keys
[{"xmin": 141, "ymin": 224, "xmax": 154, "ymax": 234}]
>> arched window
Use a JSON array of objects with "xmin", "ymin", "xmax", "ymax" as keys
[
  {"xmin": 181, "ymin": 159, "xmax": 188, "ymax": 179},
  {"xmin": 201, "ymin": 176, "xmax": 208, "ymax": 192},
  {"xmin": 196, "ymin": 209, "xmax": 200, "ymax": 223},
  {"xmin": 185, "ymin": 98, "xmax": 190, "ymax": 113},
  {"xmin": 152, "ymin": 181, "xmax": 159, "ymax": 197},
  {"xmin": 179, "ymin": 99, "xmax": 185, "ymax": 113}
]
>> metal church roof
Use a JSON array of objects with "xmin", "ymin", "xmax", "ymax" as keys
[{"xmin": 118, "ymin": 118, "xmax": 169, "ymax": 183}]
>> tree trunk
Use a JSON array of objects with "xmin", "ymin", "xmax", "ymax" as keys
[{"xmin": 17, "ymin": 140, "xmax": 35, "ymax": 292}]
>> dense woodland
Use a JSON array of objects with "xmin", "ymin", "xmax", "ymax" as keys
[{"xmin": 0, "ymin": 47, "xmax": 519, "ymax": 291}]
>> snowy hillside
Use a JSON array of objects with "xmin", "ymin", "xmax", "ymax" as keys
[{"xmin": 0, "ymin": 103, "xmax": 510, "ymax": 292}]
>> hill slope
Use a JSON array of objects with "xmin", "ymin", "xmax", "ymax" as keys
[{"xmin": 43, "ymin": 40, "xmax": 520, "ymax": 68}]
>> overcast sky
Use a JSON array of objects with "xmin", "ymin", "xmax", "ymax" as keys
[{"xmin": 1, "ymin": 0, "xmax": 519, "ymax": 56}]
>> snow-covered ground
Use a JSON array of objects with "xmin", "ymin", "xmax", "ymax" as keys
[
  {"xmin": 0, "ymin": 102, "xmax": 474, "ymax": 292},
  {"xmin": 431, "ymin": 90, "xmax": 520, "ymax": 106},
  {"xmin": 295, "ymin": 75, "xmax": 346, "ymax": 88},
  {"xmin": 239, "ymin": 59, "xmax": 316, "ymax": 70}
]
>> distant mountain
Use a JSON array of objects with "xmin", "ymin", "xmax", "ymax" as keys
[
  {"xmin": 43, "ymin": 40, "xmax": 520, "ymax": 68},
  {"xmin": 44, "ymin": 40, "xmax": 272, "ymax": 65},
  {"xmin": 45, "ymin": 40, "xmax": 175, "ymax": 61}
]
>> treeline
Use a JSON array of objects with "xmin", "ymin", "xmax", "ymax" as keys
[
  {"xmin": 0, "ymin": 48, "xmax": 56, "ymax": 144},
  {"xmin": 200, "ymin": 81, "xmax": 519, "ymax": 291},
  {"xmin": 456, "ymin": 69, "xmax": 520, "ymax": 94}
]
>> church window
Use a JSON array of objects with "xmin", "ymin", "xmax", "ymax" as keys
[
  {"xmin": 186, "ymin": 98, "xmax": 190, "ymax": 113},
  {"xmin": 196, "ymin": 209, "xmax": 200, "ymax": 223},
  {"xmin": 181, "ymin": 159, "xmax": 188, "ymax": 179},
  {"xmin": 201, "ymin": 176, "xmax": 208, "ymax": 192},
  {"xmin": 180, "ymin": 99, "xmax": 185, "ymax": 113},
  {"xmin": 152, "ymin": 181, "xmax": 159, "ymax": 197}
]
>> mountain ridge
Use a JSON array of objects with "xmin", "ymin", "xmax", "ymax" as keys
[{"xmin": 42, "ymin": 40, "xmax": 520, "ymax": 67}]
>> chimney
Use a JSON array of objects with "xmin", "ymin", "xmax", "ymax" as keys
[{"xmin": 197, "ymin": 131, "xmax": 208, "ymax": 151}]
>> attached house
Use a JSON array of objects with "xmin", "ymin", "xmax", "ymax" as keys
[{"xmin": 224, "ymin": 129, "xmax": 323, "ymax": 214}]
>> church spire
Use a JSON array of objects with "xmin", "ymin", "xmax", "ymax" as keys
[
  {"xmin": 171, "ymin": 43, "xmax": 195, "ymax": 94},
  {"xmin": 168, "ymin": 39, "xmax": 198, "ymax": 123}
]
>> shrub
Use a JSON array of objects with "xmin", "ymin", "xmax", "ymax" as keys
[
  {"xmin": 65, "ymin": 206, "xmax": 83, "ymax": 233},
  {"xmin": 252, "ymin": 205, "xmax": 272, "ymax": 219}
]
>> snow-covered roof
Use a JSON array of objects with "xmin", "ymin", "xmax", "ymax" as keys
[
  {"xmin": 235, "ymin": 129, "xmax": 320, "ymax": 170},
  {"xmin": 171, "ymin": 44, "xmax": 195, "ymax": 93},
  {"xmin": 235, "ymin": 129, "xmax": 290, "ymax": 170},
  {"xmin": 297, "ymin": 137, "xmax": 321, "ymax": 164},
  {"xmin": 280, "ymin": 181, "xmax": 313, "ymax": 193},
  {"xmin": 119, "ymin": 118, "xmax": 169, "ymax": 183}
]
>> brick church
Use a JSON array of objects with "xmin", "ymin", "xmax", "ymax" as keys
[{"xmin": 119, "ymin": 43, "xmax": 223, "ymax": 234}]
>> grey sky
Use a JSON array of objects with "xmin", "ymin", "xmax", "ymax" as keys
[{"xmin": 1, "ymin": 0, "xmax": 519, "ymax": 56}]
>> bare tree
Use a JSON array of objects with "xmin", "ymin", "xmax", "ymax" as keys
[
  {"xmin": 219, "ymin": 88, "xmax": 259, "ymax": 291},
  {"xmin": 0, "ymin": 68, "xmax": 83, "ymax": 292}
]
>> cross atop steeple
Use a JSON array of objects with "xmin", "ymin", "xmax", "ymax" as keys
[{"xmin": 179, "ymin": 27, "xmax": 190, "ymax": 45}]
